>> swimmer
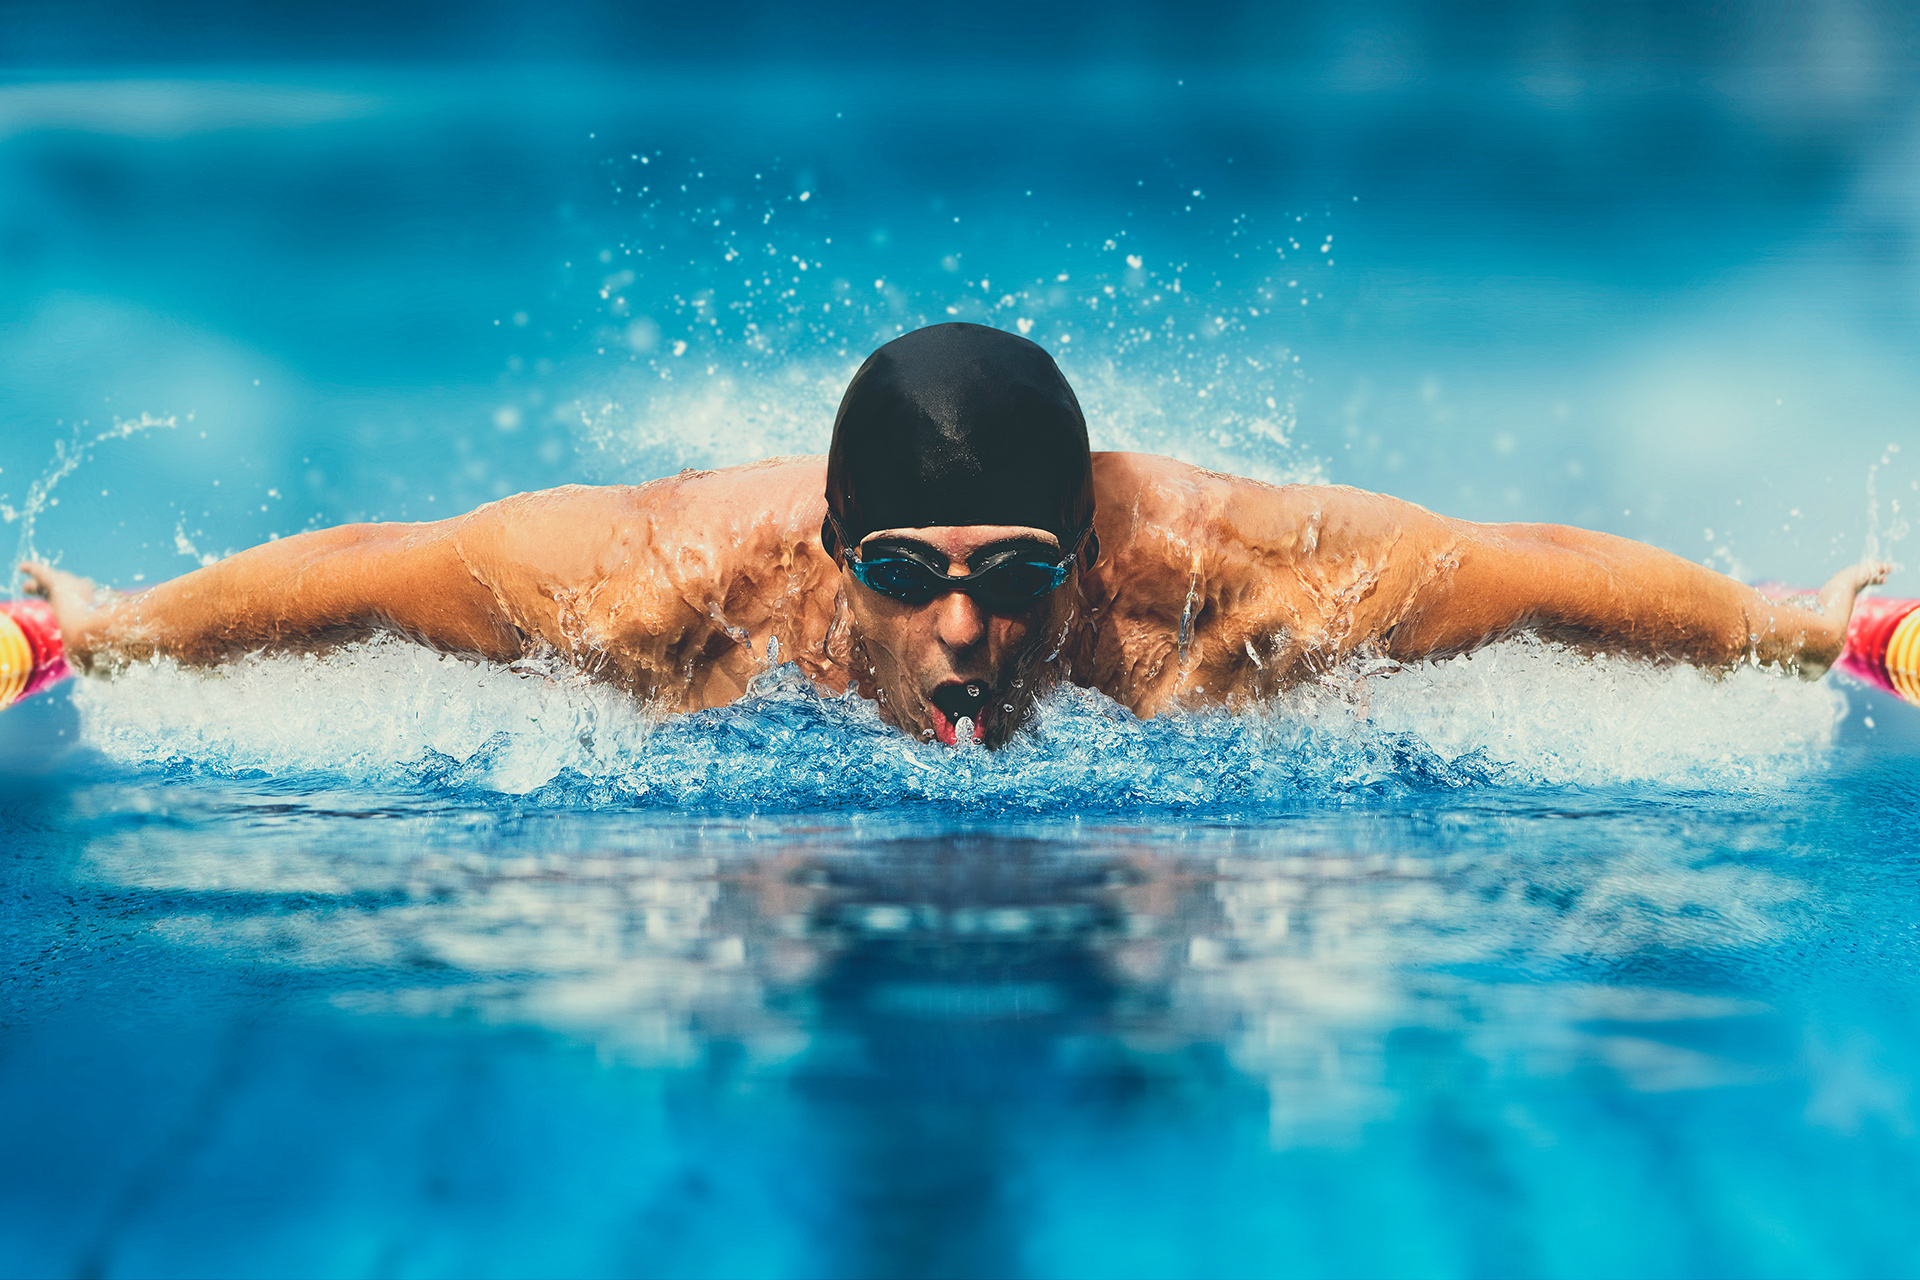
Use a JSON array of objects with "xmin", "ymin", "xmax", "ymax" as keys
[{"xmin": 19, "ymin": 323, "xmax": 1892, "ymax": 748}]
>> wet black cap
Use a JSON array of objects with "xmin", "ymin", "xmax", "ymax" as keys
[{"xmin": 823, "ymin": 323, "xmax": 1094, "ymax": 556}]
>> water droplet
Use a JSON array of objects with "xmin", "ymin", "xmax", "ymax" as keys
[
  {"xmin": 965, "ymin": 683, "xmax": 981, "ymax": 698},
  {"xmin": 1012, "ymin": 679, "xmax": 1024, "ymax": 688},
  {"xmin": 1002, "ymin": 704, "xmax": 1014, "ymax": 713}
]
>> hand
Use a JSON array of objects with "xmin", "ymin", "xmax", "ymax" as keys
[
  {"xmin": 1798, "ymin": 559, "xmax": 1893, "ymax": 673},
  {"xmin": 18, "ymin": 561, "xmax": 106, "ymax": 658},
  {"xmin": 1816, "ymin": 559, "xmax": 1892, "ymax": 622}
]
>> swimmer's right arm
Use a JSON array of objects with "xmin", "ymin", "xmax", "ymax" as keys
[
  {"xmin": 13, "ymin": 481, "xmax": 670, "ymax": 672},
  {"xmin": 21, "ymin": 466, "xmax": 828, "ymax": 691},
  {"xmin": 19, "ymin": 514, "xmax": 527, "ymax": 672}
]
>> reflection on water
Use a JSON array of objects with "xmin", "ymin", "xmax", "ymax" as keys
[
  {"xmin": 86, "ymin": 813, "xmax": 1814, "ymax": 1111},
  {"xmin": 32, "ymin": 794, "xmax": 1885, "ymax": 1257},
  {"xmin": 0, "ymin": 758, "xmax": 1915, "ymax": 1275}
]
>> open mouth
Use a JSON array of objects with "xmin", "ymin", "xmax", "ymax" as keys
[{"xmin": 927, "ymin": 680, "xmax": 989, "ymax": 746}]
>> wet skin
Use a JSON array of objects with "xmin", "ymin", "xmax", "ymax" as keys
[{"xmin": 21, "ymin": 452, "xmax": 1891, "ymax": 749}]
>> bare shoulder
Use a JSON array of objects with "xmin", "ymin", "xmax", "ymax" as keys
[
  {"xmin": 445, "ymin": 457, "xmax": 838, "ymax": 701},
  {"xmin": 1088, "ymin": 452, "xmax": 1441, "ymax": 568},
  {"xmin": 455, "ymin": 457, "xmax": 830, "ymax": 585},
  {"xmin": 1078, "ymin": 454, "xmax": 1464, "ymax": 711},
  {"xmin": 642, "ymin": 455, "xmax": 830, "ymax": 536}
]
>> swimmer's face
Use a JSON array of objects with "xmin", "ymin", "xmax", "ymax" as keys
[{"xmin": 842, "ymin": 524, "xmax": 1079, "ymax": 749}]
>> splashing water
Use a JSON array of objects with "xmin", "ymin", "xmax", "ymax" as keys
[
  {"xmin": 555, "ymin": 157, "xmax": 1326, "ymax": 485},
  {"xmin": 74, "ymin": 634, "xmax": 1845, "ymax": 810},
  {"xmin": 1, "ymin": 413, "xmax": 177, "ymax": 568},
  {"xmin": 1864, "ymin": 440, "xmax": 1913, "ymax": 573}
]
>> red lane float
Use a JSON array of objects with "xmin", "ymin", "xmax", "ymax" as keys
[
  {"xmin": 1836, "ymin": 596, "xmax": 1920, "ymax": 706},
  {"xmin": 0, "ymin": 599, "xmax": 74, "ymax": 711}
]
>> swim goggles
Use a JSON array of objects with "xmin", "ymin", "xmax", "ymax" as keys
[{"xmin": 841, "ymin": 523, "xmax": 1093, "ymax": 613}]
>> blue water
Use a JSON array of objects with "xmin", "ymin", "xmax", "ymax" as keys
[{"xmin": 5, "ymin": 34, "xmax": 1920, "ymax": 1279}]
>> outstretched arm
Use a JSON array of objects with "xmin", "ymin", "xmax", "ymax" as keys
[
  {"xmin": 1083, "ymin": 457, "xmax": 1887, "ymax": 717},
  {"xmin": 17, "ymin": 462, "xmax": 839, "ymax": 711},
  {"xmin": 20, "ymin": 513, "xmax": 524, "ymax": 673},
  {"xmin": 1383, "ymin": 518, "xmax": 1887, "ymax": 674}
]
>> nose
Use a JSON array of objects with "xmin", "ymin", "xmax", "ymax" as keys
[{"xmin": 932, "ymin": 589, "xmax": 988, "ymax": 652}]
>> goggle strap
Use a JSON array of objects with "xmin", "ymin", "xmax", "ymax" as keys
[{"xmin": 822, "ymin": 511, "xmax": 852, "ymax": 561}]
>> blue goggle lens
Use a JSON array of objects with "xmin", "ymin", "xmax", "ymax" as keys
[{"xmin": 851, "ymin": 552, "xmax": 1071, "ymax": 612}]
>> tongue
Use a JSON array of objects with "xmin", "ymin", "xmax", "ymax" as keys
[{"xmin": 927, "ymin": 700, "xmax": 986, "ymax": 747}]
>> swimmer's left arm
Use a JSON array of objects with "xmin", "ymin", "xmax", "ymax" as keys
[
  {"xmin": 1188, "ymin": 476, "xmax": 1883, "ymax": 676},
  {"xmin": 1375, "ymin": 516, "xmax": 1887, "ymax": 674}
]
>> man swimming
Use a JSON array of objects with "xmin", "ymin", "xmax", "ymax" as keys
[{"xmin": 20, "ymin": 323, "xmax": 1890, "ymax": 749}]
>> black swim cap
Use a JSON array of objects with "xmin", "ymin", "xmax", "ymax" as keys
[{"xmin": 823, "ymin": 323, "xmax": 1094, "ymax": 556}]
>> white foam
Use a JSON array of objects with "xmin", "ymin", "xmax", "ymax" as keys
[
  {"xmin": 73, "ymin": 634, "xmax": 1845, "ymax": 804},
  {"xmin": 76, "ymin": 639, "xmax": 658, "ymax": 793},
  {"xmin": 1271, "ymin": 637, "xmax": 1845, "ymax": 788}
]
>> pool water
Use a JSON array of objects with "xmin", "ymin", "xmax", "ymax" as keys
[{"xmin": 3, "ymin": 54, "xmax": 1920, "ymax": 1278}]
